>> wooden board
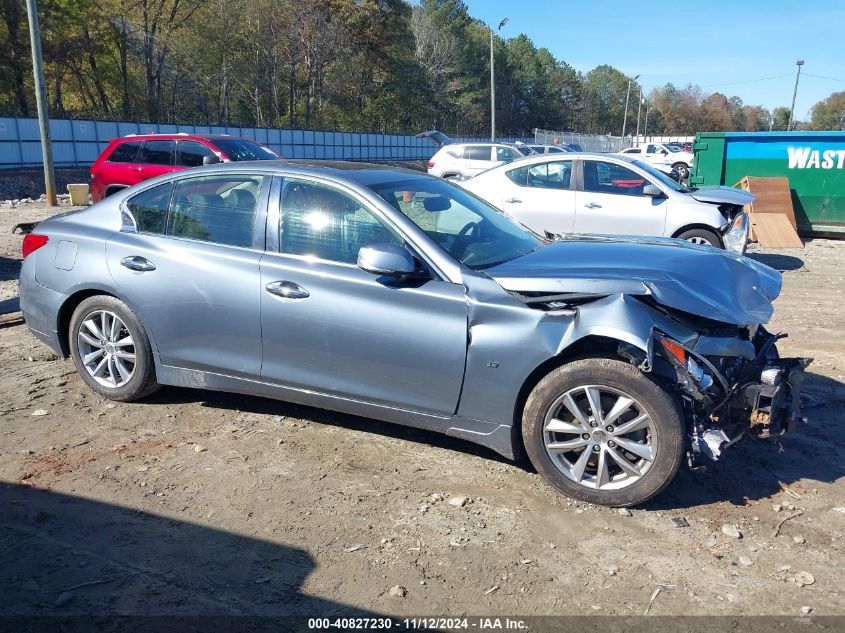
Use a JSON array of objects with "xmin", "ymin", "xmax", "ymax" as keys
[
  {"xmin": 734, "ymin": 176, "xmax": 798, "ymax": 242},
  {"xmin": 750, "ymin": 213, "xmax": 804, "ymax": 248}
]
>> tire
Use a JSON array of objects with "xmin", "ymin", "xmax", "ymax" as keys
[
  {"xmin": 672, "ymin": 162, "xmax": 690, "ymax": 180},
  {"xmin": 69, "ymin": 295, "xmax": 159, "ymax": 401},
  {"xmin": 676, "ymin": 227, "xmax": 721, "ymax": 248},
  {"xmin": 104, "ymin": 185, "xmax": 127, "ymax": 198},
  {"xmin": 522, "ymin": 357, "xmax": 684, "ymax": 507}
]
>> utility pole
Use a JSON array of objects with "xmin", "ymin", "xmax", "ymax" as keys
[
  {"xmin": 621, "ymin": 74, "xmax": 640, "ymax": 140},
  {"xmin": 787, "ymin": 58, "xmax": 804, "ymax": 132},
  {"xmin": 634, "ymin": 86, "xmax": 643, "ymax": 143},
  {"xmin": 490, "ymin": 17, "xmax": 508, "ymax": 142},
  {"xmin": 25, "ymin": 0, "xmax": 56, "ymax": 206},
  {"xmin": 643, "ymin": 101, "xmax": 650, "ymax": 139}
]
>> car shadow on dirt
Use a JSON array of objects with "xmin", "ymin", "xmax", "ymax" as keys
[
  {"xmin": 146, "ymin": 387, "xmax": 514, "ymax": 467},
  {"xmin": 145, "ymin": 369, "xmax": 845, "ymax": 511},
  {"xmin": 0, "ymin": 255, "xmax": 21, "ymax": 282},
  {"xmin": 0, "ymin": 481, "xmax": 392, "ymax": 621},
  {"xmin": 748, "ymin": 252, "xmax": 805, "ymax": 271}
]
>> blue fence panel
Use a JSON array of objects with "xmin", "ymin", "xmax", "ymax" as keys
[{"xmin": 0, "ymin": 116, "xmax": 452, "ymax": 168}]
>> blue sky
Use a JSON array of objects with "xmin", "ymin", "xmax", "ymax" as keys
[{"xmin": 464, "ymin": 0, "xmax": 845, "ymax": 119}]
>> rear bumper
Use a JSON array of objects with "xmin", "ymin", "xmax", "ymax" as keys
[{"xmin": 19, "ymin": 259, "xmax": 66, "ymax": 356}]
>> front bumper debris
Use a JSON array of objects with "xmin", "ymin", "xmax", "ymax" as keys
[{"xmin": 652, "ymin": 330, "xmax": 813, "ymax": 467}]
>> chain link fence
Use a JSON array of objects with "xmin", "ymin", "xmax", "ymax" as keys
[{"xmin": 533, "ymin": 129, "xmax": 628, "ymax": 152}]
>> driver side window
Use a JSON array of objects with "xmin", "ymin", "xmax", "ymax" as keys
[{"xmin": 279, "ymin": 180, "xmax": 402, "ymax": 264}]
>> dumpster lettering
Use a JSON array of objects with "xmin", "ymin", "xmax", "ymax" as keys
[{"xmin": 787, "ymin": 147, "xmax": 845, "ymax": 169}]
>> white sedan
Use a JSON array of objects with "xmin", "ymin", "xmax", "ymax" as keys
[{"xmin": 458, "ymin": 152, "xmax": 752, "ymax": 253}]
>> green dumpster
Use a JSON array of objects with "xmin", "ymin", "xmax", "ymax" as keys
[{"xmin": 691, "ymin": 131, "xmax": 845, "ymax": 236}]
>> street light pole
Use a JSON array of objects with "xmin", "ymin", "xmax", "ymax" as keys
[
  {"xmin": 643, "ymin": 101, "xmax": 650, "ymax": 139},
  {"xmin": 634, "ymin": 86, "xmax": 643, "ymax": 142},
  {"xmin": 787, "ymin": 58, "xmax": 804, "ymax": 132},
  {"xmin": 24, "ymin": 0, "xmax": 56, "ymax": 206},
  {"xmin": 490, "ymin": 17, "xmax": 508, "ymax": 142},
  {"xmin": 621, "ymin": 74, "xmax": 640, "ymax": 140}
]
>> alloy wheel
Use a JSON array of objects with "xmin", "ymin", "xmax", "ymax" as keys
[
  {"xmin": 686, "ymin": 236, "xmax": 711, "ymax": 245},
  {"xmin": 76, "ymin": 310, "xmax": 136, "ymax": 388},
  {"xmin": 543, "ymin": 385, "xmax": 657, "ymax": 490}
]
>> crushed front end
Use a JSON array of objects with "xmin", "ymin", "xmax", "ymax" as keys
[{"xmin": 641, "ymin": 324, "xmax": 811, "ymax": 468}]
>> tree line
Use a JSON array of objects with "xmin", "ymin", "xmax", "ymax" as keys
[{"xmin": 1, "ymin": 0, "xmax": 843, "ymax": 135}]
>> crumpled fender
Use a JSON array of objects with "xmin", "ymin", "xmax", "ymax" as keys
[{"xmin": 455, "ymin": 272, "xmax": 698, "ymax": 428}]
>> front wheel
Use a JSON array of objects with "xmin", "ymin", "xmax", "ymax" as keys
[
  {"xmin": 677, "ymin": 227, "xmax": 721, "ymax": 248},
  {"xmin": 69, "ymin": 295, "xmax": 159, "ymax": 401},
  {"xmin": 522, "ymin": 358, "xmax": 684, "ymax": 507}
]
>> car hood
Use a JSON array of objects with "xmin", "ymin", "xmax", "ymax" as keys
[
  {"xmin": 486, "ymin": 235, "xmax": 782, "ymax": 326},
  {"xmin": 687, "ymin": 186, "xmax": 755, "ymax": 206}
]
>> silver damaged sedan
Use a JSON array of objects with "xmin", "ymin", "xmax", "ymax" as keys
[{"xmin": 18, "ymin": 162, "xmax": 810, "ymax": 506}]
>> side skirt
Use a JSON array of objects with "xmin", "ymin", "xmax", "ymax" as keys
[{"xmin": 155, "ymin": 361, "xmax": 515, "ymax": 460}]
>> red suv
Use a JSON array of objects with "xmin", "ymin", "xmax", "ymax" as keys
[{"xmin": 89, "ymin": 133, "xmax": 281, "ymax": 202}]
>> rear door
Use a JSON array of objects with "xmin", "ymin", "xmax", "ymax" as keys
[
  {"xmin": 102, "ymin": 140, "xmax": 144, "ymax": 188},
  {"xmin": 460, "ymin": 145, "xmax": 497, "ymax": 176},
  {"xmin": 107, "ymin": 173, "xmax": 268, "ymax": 378},
  {"xmin": 500, "ymin": 159, "xmax": 577, "ymax": 235},
  {"xmin": 574, "ymin": 159, "xmax": 668, "ymax": 237},
  {"xmin": 131, "ymin": 140, "xmax": 177, "ymax": 184}
]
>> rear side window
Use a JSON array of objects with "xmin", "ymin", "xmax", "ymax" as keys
[
  {"xmin": 107, "ymin": 141, "xmax": 142, "ymax": 163},
  {"xmin": 178, "ymin": 141, "xmax": 214, "ymax": 167},
  {"xmin": 137, "ymin": 140, "xmax": 176, "ymax": 165},
  {"xmin": 506, "ymin": 162, "xmax": 572, "ymax": 189},
  {"xmin": 125, "ymin": 183, "xmax": 171, "ymax": 234},
  {"xmin": 168, "ymin": 175, "xmax": 264, "ymax": 247},
  {"xmin": 496, "ymin": 147, "xmax": 519, "ymax": 162},
  {"xmin": 463, "ymin": 146, "xmax": 491, "ymax": 161}
]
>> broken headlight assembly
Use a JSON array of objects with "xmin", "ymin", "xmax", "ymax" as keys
[{"xmin": 721, "ymin": 211, "xmax": 749, "ymax": 255}]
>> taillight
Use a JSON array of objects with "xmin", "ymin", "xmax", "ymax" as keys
[
  {"xmin": 22, "ymin": 234, "xmax": 49, "ymax": 258},
  {"xmin": 427, "ymin": 161, "xmax": 435, "ymax": 168}
]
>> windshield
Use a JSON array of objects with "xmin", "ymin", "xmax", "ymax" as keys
[
  {"xmin": 514, "ymin": 145, "xmax": 533, "ymax": 156},
  {"xmin": 367, "ymin": 177, "xmax": 543, "ymax": 270},
  {"xmin": 213, "ymin": 138, "xmax": 278, "ymax": 161},
  {"xmin": 631, "ymin": 160, "xmax": 690, "ymax": 192}
]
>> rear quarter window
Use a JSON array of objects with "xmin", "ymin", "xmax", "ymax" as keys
[
  {"xmin": 125, "ymin": 183, "xmax": 172, "ymax": 233},
  {"xmin": 106, "ymin": 141, "xmax": 143, "ymax": 163}
]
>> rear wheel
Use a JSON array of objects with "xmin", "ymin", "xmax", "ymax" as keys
[
  {"xmin": 677, "ymin": 227, "xmax": 721, "ymax": 248},
  {"xmin": 69, "ymin": 295, "xmax": 159, "ymax": 401},
  {"xmin": 672, "ymin": 162, "xmax": 690, "ymax": 180},
  {"xmin": 522, "ymin": 358, "xmax": 684, "ymax": 507}
]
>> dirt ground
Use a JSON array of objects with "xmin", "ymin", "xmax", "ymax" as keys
[{"xmin": 1, "ymin": 201, "xmax": 843, "ymax": 619}]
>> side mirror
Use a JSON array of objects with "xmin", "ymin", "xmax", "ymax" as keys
[
  {"xmin": 357, "ymin": 243, "xmax": 416, "ymax": 277},
  {"xmin": 202, "ymin": 154, "xmax": 221, "ymax": 165},
  {"xmin": 661, "ymin": 150, "xmax": 668, "ymax": 156},
  {"xmin": 643, "ymin": 184, "xmax": 664, "ymax": 198}
]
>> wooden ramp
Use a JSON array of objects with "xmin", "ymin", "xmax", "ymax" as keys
[{"xmin": 735, "ymin": 176, "xmax": 803, "ymax": 248}]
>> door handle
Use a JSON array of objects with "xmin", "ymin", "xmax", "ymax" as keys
[
  {"xmin": 265, "ymin": 281, "xmax": 310, "ymax": 300},
  {"xmin": 120, "ymin": 255, "xmax": 156, "ymax": 272},
  {"xmin": 504, "ymin": 197, "xmax": 522, "ymax": 204},
  {"xmin": 584, "ymin": 202, "xmax": 602, "ymax": 209},
  {"xmin": 134, "ymin": 167, "xmax": 143, "ymax": 172}
]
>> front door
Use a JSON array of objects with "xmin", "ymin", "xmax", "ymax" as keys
[
  {"xmin": 107, "ymin": 173, "xmax": 268, "ymax": 378},
  {"xmin": 259, "ymin": 177, "xmax": 468, "ymax": 416},
  {"xmin": 574, "ymin": 159, "xmax": 668, "ymax": 237},
  {"xmin": 500, "ymin": 159, "xmax": 577, "ymax": 235}
]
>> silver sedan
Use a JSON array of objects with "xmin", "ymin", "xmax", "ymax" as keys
[{"xmin": 18, "ymin": 161, "xmax": 807, "ymax": 506}]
